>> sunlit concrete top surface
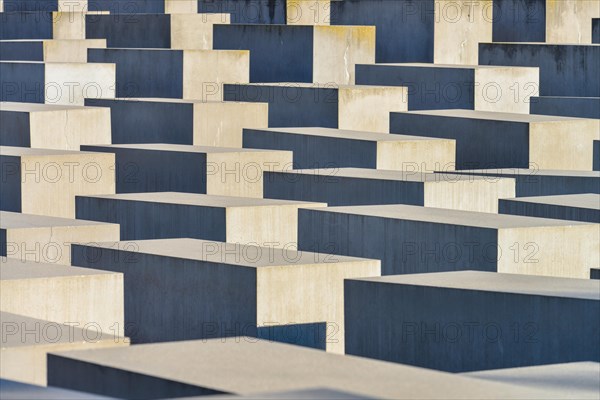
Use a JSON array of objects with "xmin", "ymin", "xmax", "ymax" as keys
[
  {"xmin": 503, "ymin": 194, "xmax": 600, "ymax": 210},
  {"xmin": 0, "ymin": 257, "xmax": 115, "ymax": 280},
  {"xmin": 246, "ymin": 127, "xmax": 451, "ymax": 142},
  {"xmin": 0, "ymin": 211, "xmax": 116, "ymax": 229},
  {"xmin": 396, "ymin": 109, "xmax": 591, "ymax": 122},
  {"xmin": 442, "ymin": 169, "xmax": 600, "ymax": 178},
  {"xmin": 0, "ymin": 102, "xmax": 93, "ymax": 112},
  {"xmin": 0, "ymin": 146, "xmax": 104, "ymax": 157},
  {"xmin": 0, "ymin": 379, "xmax": 114, "ymax": 400}
]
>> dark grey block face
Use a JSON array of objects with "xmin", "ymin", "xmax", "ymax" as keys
[
  {"xmin": 592, "ymin": 268, "xmax": 600, "ymax": 280},
  {"xmin": 499, "ymin": 199, "xmax": 600, "ymax": 223},
  {"xmin": 492, "ymin": 0, "xmax": 546, "ymax": 42},
  {"xmin": 0, "ymin": 228, "xmax": 7, "ymax": 256},
  {"xmin": 264, "ymin": 172, "xmax": 425, "ymax": 206},
  {"xmin": 87, "ymin": 49, "xmax": 184, "ymax": 98},
  {"xmin": 1, "ymin": 1, "xmax": 60, "ymax": 12},
  {"xmin": 86, "ymin": 14, "xmax": 171, "ymax": 48},
  {"xmin": 84, "ymin": 99, "xmax": 194, "ymax": 144},
  {"xmin": 0, "ymin": 12, "xmax": 53, "ymax": 40},
  {"xmin": 298, "ymin": 209, "xmax": 499, "ymax": 275},
  {"xmin": 223, "ymin": 84, "xmax": 339, "ymax": 127},
  {"xmin": 344, "ymin": 279, "xmax": 600, "ymax": 372},
  {"xmin": 0, "ymin": 155, "xmax": 22, "ymax": 212},
  {"xmin": 88, "ymin": 0, "xmax": 165, "ymax": 13},
  {"xmin": 243, "ymin": 129, "xmax": 378, "ymax": 169},
  {"xmin": 593, "ymin": 18, "xmax": 600, "ymax": 44},
  {"xmin": 530, "ymin": 96, "xmax": 600, "ymax": 119},
  {"xmin": 330, "ymin": 0, "xmax": 434, "ymax": 63},
  {"xmin": 390, "ymin": 113, "xmax": 530, "ymax": 169},
  {"xmin": 199, "ymin": 0, "xmax": 286, "ymax": 24},
  {"xmin": 80, "ymin": 146, "xmax": 208, "ymax": 194},
  {"xmin": 0, "ymin": 62, "xmax": 45, "ymax": 103},
  {"xmin": 0, "ymin": 41, "xmax": 44, "ymax": 61},
  {"xmin": 213, "ymin": 25, "xmax": 313, "ymax": 83},
  {"xmin": 356, "ymin": 65, "xmax": 475, "ymax": 110},
  {"xmin": 0, "ymin": 110, "xmax": 31, "ymax": 147},
  {"xmin": 594, "ymin": 141, "xmax": 599, "ymax": 171},
  {"xmin": 478, "ymin": 43, "xmax": 600, "ymax": 97}
]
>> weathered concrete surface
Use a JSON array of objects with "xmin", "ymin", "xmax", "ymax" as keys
[
  {"xmin": 75, "ymin": 192, "xmax": 326, "ymax": 246},
  {"xmin": 0, "ymin": 211, "xmax": 119, "ymax": 265},
  {"xmin": 224, "ymin": 83, "xmax": 407, "ymax": 132},
  {"xmin": 499, "ymin": 193, "xmax": 600, "ymax": 223},
  {"xmin": 439, "ymin": 169, "xmax": 600, "ymax": 196},
  {"xmin": 0, "ymin": 257, "xmax": 124, "ymax": 336},
  {"xmin": 530, "ymin": 96, "xmax": 600, "ymax": 119},
  {"xmin": 264, "ymin": 168, "xmax": 515, "ymax": 213},
  {"xmin": 298, "ymin": 204, "xmax": 599, "ymax": 278},
  {"xmin": 243, "ymin": 127, "xmax": 455, "ymax": 172},
  {"xmin": 0, "ymin": 39, "xmax": 106, "ymax": 62},
  {"xmin": 213, "ymin": 25, "xmax": 375, "ymax": 85},
  {"xmin": 0, "ymin": 379, "xmax": 114, "ymax": 400},
  {"xmin": 71, "ymin": 238, "xmax": 380, "ymax": 353},
  {"xmin": 1, "ymin": 312, "xmax": 127, "ymax": 385},
  {"xmin": 84, "ymin": 98, "xmax": 268, "ymax": 147},
  {"xmin": 356, "ymin": 64, "xmax": 539, "ymax": 114},
  {"xmin": 46, "ymin": 337, "xmax": 568, "ymax": 399},
  {"xmin": 79, "ymin": 143, "xmax": 292, "ymax": 198},
  {"xmin": 479, "ymin": 43, "xmax": 600, "ymax": 97},
  {"xmin": 390, "ymin": 110, "xmax": 599, "ymax": 170},
  {"xmin": 87, "ymin": 48, "xmax": 249, "ymax": 101},
  {"xmin": 344, "ymin": 271, "xmax": 600, "ymax": 372},
  {"xmin": 199, "ymin": 0, "xmax": 286, "ymax": 23},
  {"xmin": 85, "ymin": 13, "xmax": 230, "ymax": 50},
  {"xmin": 0, "ymin": 102, "xmax": 111, "ymax": 149},
  {"xmin": 0, "ymin": 61, "xmax": 115, "ymax": 105},
  {"xmin": 0, "ymin": 147, "xmax": 116, "ymax": 218},
  {"xmin": 465, "ymin": 362, "xmax": 600, "ymax": 400}
]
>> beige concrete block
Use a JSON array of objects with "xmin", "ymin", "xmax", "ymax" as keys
[
  {"xmin": 473, "ymin": 66, "xmax": 539, "ymax": 114},
  {"xmin": 546, "ymin": 0, "xmax": 600, "ymax": 44},
  {"xmin": 287, "ymin": 0, "xmax": 331, "ymax": 25},
  {"xmin": 43, "ymin": 62, "xmax": 115, "ymax": 106},
  {"xmin": 170, "ymin": 14, "xmax": 230, "ymax": 50},
  {"xmin": 164, "ymin": 0, "xmax": 198, "ymax": 13},
  {"xmin": 375, "ymin": 136, "xmax": 456, "ymax": 171},
  {"xmin": 42, "ymin": 39, "xmax": 106, "ymax": 62},
  {"xmin": 52, "ymin": 11, "xmax": 86, "ymax": 40}
]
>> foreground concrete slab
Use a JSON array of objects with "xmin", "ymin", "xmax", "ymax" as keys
[
  {"xmin": 0, "ymin": 147, "xmax": 115, "ymax": 218},
  {"xmin": 0, "ymin": 39, "xmax": 106, "ymax": 62},
  {"xmin": 499, "ymin": 194, "xmax": 600, "ymax": 223},
  {"xmin": 76, "ymin": 192, "xmax": 326, "ymax": 246},
  {"xmin": 0, "ymin": 257, "xmax": 123, "ymax": 335},
  {"xmin": 224, "ymin": 83, "xmax": 407, "ymax": 132},
  {"xmin": 264, "ymin": 168, "xmax": 515, "ymax": 213},
  {"xmin": 465, "ymin": 362, "xmax": 600, "ymax": 400},
  {"xmin": 356, "ymin": 64, "xmax": 539, "ymax": 113},
  {"xmin": 1, "ymin": 312, "xmax": 127, "ymax": 385},
  {"xmin": 87, "ymin": 48, "xmax": 249, "ymax": 101},
  {"xmin": 344, "ymin": 271, "xmax": 600, "ymax": 372},
  {"xmin": 85, "ymin": 98, "xmax": 268, "ymax": 147},
  {"xmin": 213, "ymin": 25, "xmax": 375, "ymax": 85},
  {"xmin": 46, "ymin": 337, "xmax": 566, "ymax": 399},
  {"xmin": 530, "ymin": 96, "xmax": 600, "ymax": 119},
  {"xmin": 243, "ymin": 128, "xmax": 455, "ymax": 172},
  {"xmin": 390, "ymin": 110, "xmax": 599, "ymax": 170},
  {"xmin": 0, "ymin": 379, "xmax": 113, "ymax": 400},
  {"xmin": 72, "ymin": 238, "xmax": 380, "ymax": 353},
  {"xmin": 479, "ymin": 43, "xmax": 600, "ymax": 97},
  {"xmin": 79, "ymin": 144, "xmax": 292, "ymax": 198},
  {"xmin": 0, "ymin": 61, "xmax": 115, "ymax": 105},
  {"xmin": 0, "ymin": 211, "xmax": 119, "ymax": 265},
  {"xmin": 0, "ymin": 102, "xmax": 111, "ymax": 149},
  {"xmin": 298, "ymin": 204, "xmax": 599, "ymax": 278}
]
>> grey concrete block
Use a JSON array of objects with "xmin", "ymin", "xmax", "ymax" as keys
[
  {"xmin": 530, "ymin": 96, "xmax": 600, "ymax": 119},
  {"xmin": 298, "ymin": 204, "xmax": 599, "ymax": 278},
  {"xmin": 499, "ymin": 193, "xmax": 600, "ymax": 223},
  {"xmin": 344, "ymin": 271, "xmax": 600, "ymax": 372},
  {"xmin": 0, "ymin": 39, "xmax": 106, "ymax": 62},
  {"xmin": 595, "ymin": 140, "xmax": 600, "ymax": 171},
  {"xmin": 591, "ymin": 268, "xmax": 600, "ymax": 279},
  {"xmin": 594, "ymin": 18, "xmax": 600, "ymax": 43},
  {"xmin": 0, "ymin": 379, "xmax": 114, "ymax": 400}
]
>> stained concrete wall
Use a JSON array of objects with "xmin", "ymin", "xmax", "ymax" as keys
[
  {"xmin": 0, "ymin": 11, "xmax": 93, "ymax": 40},
  {"xmin": 499, "ymin": 194, "xmax": 600, "ymax": 223},
  {"xmin": 199, "ymin": 0, "xmax": 287, "ymax": 24},
  {"xmin": 530, "ymin": 96, "xmax": 600, "ymax": 119}
]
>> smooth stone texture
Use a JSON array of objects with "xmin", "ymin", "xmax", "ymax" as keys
[
  {"xmin": 390, "ymin": 110, "xmax": 599, "ymax": 170},
  {"xmin": 0, "ymin": 102, "xmax": 111, "ymax": 149},
  {"xmin": 224, "ymin": 83, "xmax": 408, "ymax": 133},
  {"xmin": 530, "ymin": 96, "xmax": 600, "ymax": 119},
  {"xmin": 243, "ymin": 127, "xmax": 455, "ymax": 172},
  {"xmin": 75, "ymin": 192, "xmax": 326, "ymax": 247},
  {"xmin": 79, "ymin": 143, "xmax": 292, "ymax": 198},
  {"xmin": 499, "ymin": 193, "xmax": 600, "ymax": 223},
  {"xmin": 356, "ymin": 64, "xmax": 539, "ymax": 113},
  {"xmin": 0, "ymin": 312, "xmax": 127, "ymax": 385},
  {"xmin": 298, "ymin": 204, "xmax": 599, "ymax": 278},
  {"xmin": 344, "ymin": 271, "xmax": 600, "ymax": 372},
  {"xmin": 213, "ymin": 25, "xmax": 375, "ymax": 85},
  {"xmin": 0, "ymin": 257, "xmax": 124, "ymax": 335},
  {"xmin": 46, "ymin": 337, "xmax": 563, "ymax": 399},
  {"xmin": 0, "ymin": 379, "xmax": 114, "ymax": 400},
  {"xmin": 0, "ymin": 146, "xmax": 116, "ymax": 218},
  {"xmin": 0, "ymin": 39, "xmax": 106, "ymax": 62},
  {"xmin": 71, "ymin": 238, "xmax": 380, "ymax": 353},
  {"xmin": 264, "ymin": 168, "xmax": 515, "ymax": 213},
  {"xmin": 84, "ymin": 98, "xmax": 268, "ymax": 147},
  {"xmin": 0, "ymin": 211, "xmax": 119, "ymax": 265}
]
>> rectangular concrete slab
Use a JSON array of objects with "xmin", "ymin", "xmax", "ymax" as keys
[
  {"xmin": 0, "ymin": 102, "xmax": 111, "ymax": 149},
  {"xmin": 243, "ymin": 127, "xmax": 455, "ymax": 172},
  {"xmin": 530, "ymin": 96, "xmax": 600, "ymax": 119},
  {"xmin": 0, "ymin": 379, "xmax": 115, "ymax": 400},
  {"xmin": 345, "ymin": 271, "xmax": 600, "ymax": 372},
  {"xmin": 71, "ymin": 238, "xmax": 380, "ymax": 353},
  {"xmin": 298, "ymin": 204, "xmax": 599, "ymax": 278},
  {"xmin": 264, "ymin": 168, "xmax": 515, "ymax": 213},
  {"xmin": 0, "ymin": 39, "xmax": 106, "ymax": 62},
  {"xmin": 499, "ymin": 193, "xmax": 600, "ymax": 223},
  {"xmin": 594, "ymin": 18, "xmax": 600, "ymax": 43},
  {"xmin": 75, "ymin": 192, "xmax": 326, "ymax": 247},
  {"xmin": 356, "ymin": 64, "xmax": 539, "ymax": 113},
  {"xmin": 79, "ymin": 143, "xmax": 292, "ymax": 198},
  {"xmin": 390, "ymin": 109, "xmax": 599, "ymax": 170},
  {"xmin": 198, "ymin": 0, "xmax": 286, "ymax": 23},
  {"xmin": 0, "ymin": 11, "xmax": 103, "ymax": 40},
  {"xmin": 0, "ymin": 146, "xmax": 116, "ymax": 218},
  {"xmin": 84, "ymin": 98, "xmax": 268, "ymax": 147}
]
